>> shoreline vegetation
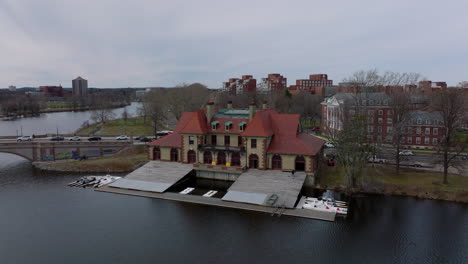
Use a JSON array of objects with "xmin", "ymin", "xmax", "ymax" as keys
[
  {"xmin": 33, "ymin": 146, "xmax": 148, "ymax": 173},
  {"xmin": 319, "ymin": 165, "xmax": 468, "ymax": 203}
]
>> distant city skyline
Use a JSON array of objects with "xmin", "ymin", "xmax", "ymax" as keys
[{"xmin": 1, "ymin": 0, "xmax": 467, "ymax": 88}]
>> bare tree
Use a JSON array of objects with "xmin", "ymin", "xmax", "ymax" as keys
[
  {"xmin": 431, "ymin": 88, "xmax": 468, "ymax": 184},
  {"xmin": 143, "ymin": 89, "xmax": 168, "ymax": 136},
  {"xmin": 90, "ymin": 99, "xmax": 115, "ymax": 124},
  {"xmin": 121, "ymin": 108, "xmax": 130, "ymax": 123},
  {"xmin": 388, "ymin": 91, "xmax": 412, "ymax": 174},
  {"xmin": 166, "ymin": 83, "xmax": 211, "ymax": 120}
]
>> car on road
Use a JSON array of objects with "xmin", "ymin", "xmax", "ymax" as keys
[
  {"xmin": 88, "ymin": 136, "xmax": 102, "ymax": 141},
  {"xmin": 324, "ymin": 142, "xmax": 335, "ymax": 148},
  {"xmin": 139, "ymin": 137, "xmax": 152, "ymax": 142},
  {"xmin": 461, "ymin": 156, "xmax": 468, "ymax": 161},
  {"xmin": 50, "ymin": 136, "xmax": 65, "ymax": 141},
  {"xmin": 17, "ymin": 136, "xmax": 32, "ymax": 141},
  {"xmin": 368, "ymin": 155, "xmax": 387, "ymax": 164},
  {"xmin": 327, "ymin": 159, "xmax": 335, "ymax": 166},
  {"xmin": 399, "ymin": 150, "xmax": 414, "ymax": 156},
  {"xmin": 69, "ymin": 136, "xmax": 81, "ymax": 141},
  {"xmin": 116, "ymin": 135, "xmax": 129, "ymax": 140}
]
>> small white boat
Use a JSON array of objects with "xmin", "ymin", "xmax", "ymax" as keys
[
  {"xmin": 202, "ymin": 190, "xmax": 218, "ymax": 197},
  {"xmin": 180, "ymin": 187, "xmax": 195, "ymax": 195}
]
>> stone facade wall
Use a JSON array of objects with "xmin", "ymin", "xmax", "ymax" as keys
[{"xmin": 245, "ymin": 136, "xmax": 267, "ymax": 169}]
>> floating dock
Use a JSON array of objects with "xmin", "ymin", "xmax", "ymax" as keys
[
  {"xmin": 99, "ymin": 161, "xmax": 336, "ymax": 221},
  {"xmin": 96, "ymin": 186, "xmax": 336, "ymax": 221}
]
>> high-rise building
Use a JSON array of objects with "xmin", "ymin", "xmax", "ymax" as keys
[
  {"xmin": 257, "ymin": 74, "xmax": 287, "ymax": 93},
  {"xmin": 72, "ymin": 76, "xmax": 88, "ymax": 96},
  {"xmin": 223, "ymin": 75, "xmax": 257, "ymax": 95}
]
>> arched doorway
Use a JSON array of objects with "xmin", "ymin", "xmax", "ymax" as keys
[
  {"xmin": 295, "ymin": 156, "xmax": 305, "ymax": 171},
  {"xmin": 203, "ymin": 151, "xmax": 212, "ymax": 164},
  {"xmin": 217, "ymin": 151, "xmax": 226, "ymax": 165},
  {"xmin": 170, "ymin": 148, "xmax": 178, "ymax": 162},
  {"xmin": 272, "ymin": 155, "xmax": 282, "ymax": 170},
  {"xmin": 249, "ymin": 154, "xmax": 259, "ymax": 169},
  {"xmin": 187, "ymin": 150, "xmax": 196, "ymax": 164},
  {"xmin": 231, "ymin": 152, "xmax": 241, "ymax": 166},
  {"xmin": 153, "ymin": 147, "xmax": 161, "ymax": 160}
]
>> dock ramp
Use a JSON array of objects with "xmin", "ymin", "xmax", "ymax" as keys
[
  {"xmin": 222, "ymin": 169, "xmax": 306, "ymax": 208},
  {"xmin": 109, "ymin": 161, "xmax": 193, "ymax": 193}
]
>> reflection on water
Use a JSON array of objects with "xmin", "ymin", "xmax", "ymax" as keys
[
  {"xmin": 0, "ymin": 154, "xmax": 467, "ymax": 264},
  {"xmin": 0, "ymin": 102, "xmax": 141, "ymax": 136}
]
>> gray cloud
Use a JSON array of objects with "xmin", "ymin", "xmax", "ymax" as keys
[{"xmin": 1, "ymin": 0, "xmax": 467, "ymax": 88}]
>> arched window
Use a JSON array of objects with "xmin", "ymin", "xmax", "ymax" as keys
[
  {"xmin": 217, "ymin": 151, "xmax": 226, "ymax": 165},
  {"xmin": 187, "ymin": 150, "xmax": 196, "ymax": 164},
  {"xmin": 231, "ymin": 152, "xmax": 241, "ymax": 166},
  {"xmin": 272, "ymin": 155, "xmax": 282, "ymax": 169},
  {"xmin": 295, "ymin": 156, "xmax": 305, "ymax": 171},
  {"xmin": 203, "ymin": 151, "xmax": 212, "ymax": 164},
  {"xmin": 249, "ymin": 154, "xmax": 259, "ymax": 169},
  {"xmin": 170, "ymin": 148, "xmax": 178, "ymax": 162},
  {"xmin": 153, "ymin": 147, "xmax": 160, "ymax": 160}
]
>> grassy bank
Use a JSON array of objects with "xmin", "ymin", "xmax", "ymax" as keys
[
  {"xmin": 37, "ymin": 146, "xmax": 148, "ymax": 173},
  {"xmin": 76, "ymin": 116, "xmax": 154, "ymax": 136},
  {"xmin": 319, "ymin": 164, "xmax": 468, "ymax": 203}
]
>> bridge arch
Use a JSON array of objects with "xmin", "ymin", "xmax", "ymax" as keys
[{"xmin": 0, "ymin": 151, "xmax": 34, "ymax": 162}]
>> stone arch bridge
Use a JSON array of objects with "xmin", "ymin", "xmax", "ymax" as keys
[{"xmin": 0, "ymin": 141, "xmax": 132, "ymax": 162}]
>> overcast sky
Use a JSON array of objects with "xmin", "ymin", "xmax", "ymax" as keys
[{"xmin": 1, "ymin": 0, "xmax": 467, "ymax": 88}]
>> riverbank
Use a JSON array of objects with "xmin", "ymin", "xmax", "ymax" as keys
[
  {"xmin": 75, "ymin": 116, "xmax": 157, "ymax": 136},
  {"xmin": 0, "ymin": 103, "xmax": 130, "ymax": 120},
  {"xmin": 318, "ymin": 164, "xmax": 468, "ymax": 203},
  {"xmin": 33, "ymin": 146, "xmax": 148, "ymax": 173}
]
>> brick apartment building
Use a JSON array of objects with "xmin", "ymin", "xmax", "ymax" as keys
[
  {"xmin": 289, "ymin": 74, "xmax": 333, "ymax": 96},
  {"xmin": 148, "ymin": 101, "xmax": 325, "ymax": 177},
  {"xmin": 39, "ymin": 86, "xmax": 64, "ymax": 97},
  {"xmin": 257, "ymin": 74, "xmax": 287, "ymax": 93},
  {"xmin": 223, "ymin": 75, "xmax": 257, "ymax": 95},
  {"xmin": 320, "ymin": 92, "xmax": 444, "ymax": 149}
]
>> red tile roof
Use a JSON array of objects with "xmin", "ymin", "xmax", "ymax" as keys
[
  {"xmin": 241, "ymin": 110, "xmax": 276, "ymax": 137},
  {"xmin": 267, "ymin": 114, "xmax": 325, "ymax": 155},
  {"xmin": 268, "ymin": 133, "xmax": 325, "ymax": 155},
  {"xmin": 179, "ymin": 110, "xmax": 208, "ymax": 134},
  {"xmin": 148, "ymin": 112, "xmax": 194, "ymax": 147}
]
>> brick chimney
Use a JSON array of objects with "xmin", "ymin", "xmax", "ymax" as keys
[
  {"xmin": 227, "ymin": 100, "xmax": 233, "ymax": 109},
  {"xmin": 206, "ymin": 101, "xmax": 214, "ymax": 124},
  {"xmin": 262, "ymin": 100, "xmax": 267, "ymax": 109},
  {"xmin": 249, "ymin": 101, "xmax": 256, "ymax": 121}
]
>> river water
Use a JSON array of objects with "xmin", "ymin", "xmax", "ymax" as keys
[{"xmin": 0, "ymin": 105, "xmax": 467, "ymax": 264}]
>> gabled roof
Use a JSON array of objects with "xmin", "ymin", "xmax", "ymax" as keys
[
  {"xmin": 148, "ymin": 112, "xmax": 194, "ymax": 147},
  {"xmin": 241, "ymin": 110, "xmax": 276, "ymax": 137},
  {"xmin": 180, "ymin": 110, "xmax": 208, "ymax": 134}
]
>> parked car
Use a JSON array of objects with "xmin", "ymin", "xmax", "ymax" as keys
[
  {"xmin": 116, "ymin": 135, "xmax": 129, "ymax": 140},
  {"xmin": 368, "ymin": 155, "xmax": 387, "ymax": 164},
  {"xmin": 325, "ymin": 142, "xmax": 335, "ymax": 148},
  {"xmin": 462, "ymin": 156, "xmax": 468, "ymax": 161},
  {"xmin": 134, "ymin": 136, "xmax": 144, "ymax": 140},
  {"xmin": 399, "ymin": 150, "xmax": 414, "ymax": 156},
  {"xmin": 311, "ymin": 126, "xmax": 320, "ymax": 132},
  {"xmin": 88, "ymin": 136, "xmax": 102, "ymax": 141},
  {"xmin": 327, "ymin": 159, "xmax": 335, "ymax": 166},
  {"xmin": 17, "ymin": 136, "xmax": 32, "ymax": 141},
  {"xmin": 50, "ymin": 136, "xmax": 65, "ymax": 141},
  {"xmin": 69, "ymin": 136, "xmax": 81, "ymax": 141},
  {"xmin": 139, "ymin": 137, "xmax": 152, "ymax": 142}
]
